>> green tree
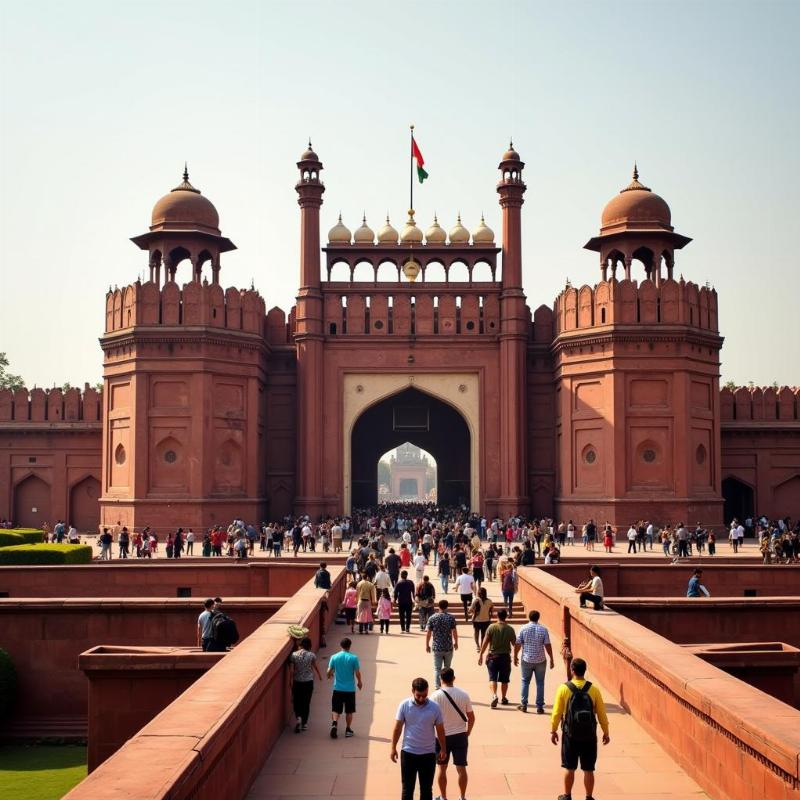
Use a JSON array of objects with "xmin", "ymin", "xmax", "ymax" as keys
[
  {"xmin": 0, "ymin": 353, "xmax": 24, "ymax": 391},
  {"xmin": 723, "ymin": 380, "xmax": 737, "ymax": 391}
]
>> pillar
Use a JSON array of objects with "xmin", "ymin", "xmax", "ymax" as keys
[
  {"xmin": 496, "ymin": 144, "xmax": 529, "ymax": 517},
  {"xmin": 294, "ymin": 144, "xmax": 326, "ymax": 519}
]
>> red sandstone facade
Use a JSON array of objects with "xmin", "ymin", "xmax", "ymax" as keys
[{"xmin": 1, "ymin": 145, "xmax": 798, "ymax": 528}]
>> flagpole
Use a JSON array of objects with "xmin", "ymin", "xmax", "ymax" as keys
[{"xmin": 410, "ymin": 124, "xmax": 414, "ymax": 214}]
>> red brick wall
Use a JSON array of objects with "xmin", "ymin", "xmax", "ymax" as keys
[{"xmin": 516, "ymin": 566, "xmax": 800, "ymax": 800}]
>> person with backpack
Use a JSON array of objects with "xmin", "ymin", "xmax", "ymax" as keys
[
  {"xmin": 209, "ymin": 600, "xmax": 240, "ymax": 652},
  {"xmin": 550, "ymin": 657, "xmax": 610, "ymax": 800}
]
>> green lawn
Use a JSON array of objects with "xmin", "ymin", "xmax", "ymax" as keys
[{"xmin": 0, "ymin": 745, "xmax": 87, "ymax": 799}]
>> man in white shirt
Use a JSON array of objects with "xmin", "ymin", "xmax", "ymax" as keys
[
  {"xmin": 375, "ymin": 566, "xmax": 392, "ymax": 593},
  {"xmin": 576, "ymin": 566, "xmax": 604, "ymax": 610},
  {"xmin": 454, "ymin": 569, "xmax": 475, "ymax": 621},
  {"xmin": 331, "ymin": 523, "xmax": 343, "ymax": 553},
  {"xmin": 430, "ymin": 667, "xmax": 474, "ymax": 800},
  {"xmin": 413, "ymin": 550, "xmax": 428, "ymax": 582},
  {"xmin": 566, "ymin": 521, "xmax": 575, "ymax": 545},
  {"xmin": 736, "ymin": 522, "xmax": 745, "ymax": 548},
  {"xmin": 626, "ymin": 525, "xmax": 638, "ymax": 554}
]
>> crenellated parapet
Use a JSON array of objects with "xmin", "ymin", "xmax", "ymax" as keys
[
  {"xmin": 104, "ymin": 281, "xmax": 267, "ymax": 336},
  {"xmin": 0, "ymin": 384, "xmax": 102, "ymax": 423},
  {"xmin": 553, "ymin": 277, "xmax": 719, "ymax": 335},
  {"xmin": 720, "ymin": 385, "xmax": 800, "ymax": 422}
]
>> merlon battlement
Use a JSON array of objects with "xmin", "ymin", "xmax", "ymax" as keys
[
  {"xmin": 720, "ymin": 386, "xmax": 800, "ymax": 422},
  {"xmin": 554, "ymin": 278, "xmax": 719, "ymax": 334},
  {"xmin": 103, "ymin": 281, "xmax": 267, "ymax": 336},
  {"xmin": 0, "ymin": 385, "xmax": 102, "ymax": 423}
]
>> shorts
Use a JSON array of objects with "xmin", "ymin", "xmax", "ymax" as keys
[
  {"xmin": 561, "ymin": 735, "xmax": 597, "ymax": 771},
  {"xmin": 344, "ymin": 607, "xmax": 356, "ymax": 623},
  {"xmin": 331, "ymin": 690, "xmax": 356, "ymax": 715},
  {"xmin": 472, "ymin": 568, "xmax": 484, "ymax": 582},
  {"xmin": 472, "ymin": 620, "xmax": 490, "ymax": 634},
  {"xmin": 486, "ymin": 652, "xmax": 511, "ymax": 683},
  {"xmin": 436, "ymin": 732, "xmax": 469, "ymax": 766},
  {"xmin": 460, "ymin": 593, "xmax": 473, "ymax": 605}
]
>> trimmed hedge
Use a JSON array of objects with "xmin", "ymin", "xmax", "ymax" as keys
[
  {"xmin": 0, "ymin": 532, "xmax": 25, "ymax": 548},
  {"xmin": 0, "ymin": 544, "xmax": 93, "ymax": 565},
  {"xmin": 0, "ymin": 648, "xmax": 16, "ymax": 720},
  {"xmin": 1, "ymin": 528, "xmax": 45, "ymax": 544}
]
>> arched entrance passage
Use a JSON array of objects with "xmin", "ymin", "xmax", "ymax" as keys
[
  {"xmin": 351, "ymin": 388, "xmax": 470, "ymax": 509},
  {"xmin": 722, "ymin": 476, "xmax": 754, "ymax": 524},
  {"xmin": 70, "ymin": 475, "xmax": 101, "ymax": 532},
  {"xmin": 14, "ymin": 474, "xmax": 51, "ymax": 528}
]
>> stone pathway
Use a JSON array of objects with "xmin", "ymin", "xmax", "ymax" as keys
[{"xmin": 248, "ymin": 568, "xmax": 709, "ymax": 800}]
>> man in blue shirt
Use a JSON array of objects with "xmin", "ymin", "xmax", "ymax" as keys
[
  {"xmin": 327, "ymin": 637, "xmax": 362, "ymax": 739},
  {"xmin": 391, "ymin": 677, "xmax": 447, "ymax": 800},
  {"xmin": 687, "ymin": 568, "xmax": 706, "ymax": 598}
]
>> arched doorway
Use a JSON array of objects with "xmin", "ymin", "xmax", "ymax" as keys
[
  {"xmin": 351, "ymin": 387, "xmax": 470, "ymax": 510},
  {"xmin": 70, "ymin": 475, "xmax": 101, "ymax": 532},
  {"xmin": 14, "ymin": 474, "xmax": 51, "ymax": 528},
  {"xmin": 722, "ymin": 476, "xmax": 754, "ymax": 524},
  {"xmin": 378, "ymin": 443, "xmax": 437, "ymax": 503}
]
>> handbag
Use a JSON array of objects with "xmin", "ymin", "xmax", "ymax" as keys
[{"xmin": 440, "ymin": 689, "xmax": 468, "ymax": 723}]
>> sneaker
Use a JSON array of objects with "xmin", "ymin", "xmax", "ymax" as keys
[
  {"xmin": 557, "ymin": 795, "xmax": 572, "ymax": 800},
  {"xmin": 517, "ymin": 704, "xmax": 527, "ymax": 712},
  {"xmin": 294, "ymin": 722, "xmax": 301, "ymax": 734},
  {"xmin": 491, "ymin": 697, "xmax": 498, "ymax": 709},
  {"xmin": 345, "ymin": 728, "xmax": 354, "ymax": 738},
  {"xmin": 301, "ymin": 724, "xmax": 308, "ymax": 730},
  {"xmin": 536, "ymin": 707, "xmax": 545, "ymax": 715},
  {"xmin": 501, "ymin": 697, "xmax": 509, "ymax": 705},
  {"xmin": 330, "ymin": 724, "xmax": 338, "ymax": 739}
]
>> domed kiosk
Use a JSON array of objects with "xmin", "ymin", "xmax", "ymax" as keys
[
  {"xmin": 585, "ymin": 165, "xmax": 691, "ymax": 283},
  {"xmin": 131, "ymin": 166, "xmax": 236, "ymax": 285}
]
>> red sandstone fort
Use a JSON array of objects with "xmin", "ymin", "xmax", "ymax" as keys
[{"xmin": 1, "ymin": 144, "xmax": 798, "ymax": 528}]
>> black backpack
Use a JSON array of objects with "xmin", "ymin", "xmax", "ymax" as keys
[
  {"xmin": 211, "ymin": 612, "xmax": 240, "ymax": 648},
  {"xmin": 562, "ymin": 681, "xmax": 596, "ymax": 741}
]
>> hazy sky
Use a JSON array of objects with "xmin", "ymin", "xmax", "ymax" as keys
[{"xmin": 1, "ymin": 0, "xmax": 798, "ymax": 388}]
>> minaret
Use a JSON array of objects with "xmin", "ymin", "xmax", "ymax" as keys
[
  {"xmin": 496, "ymin": 142, "xmax": 529, "ymax": 516},
  {"xmin": 294, "ymin": 141, "xmax": 326, "ymax": 518}
]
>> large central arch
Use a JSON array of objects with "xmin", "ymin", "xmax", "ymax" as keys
[
  {"xmin": 342, "ymin": 372, "xmax": 480, "ymax": 512},
  {"xmin": 351, "ymin": 388, "xmax": 470, "ymax": 508}
]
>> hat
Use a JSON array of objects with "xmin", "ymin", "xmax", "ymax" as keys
[{"xmin": 288, "ymin": 625, "xmax": 309, "ymax": 639}]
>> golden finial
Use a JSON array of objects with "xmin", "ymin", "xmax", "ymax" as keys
[
  {"xmin": 183, "ymin": 162, "xmax": 189, "ymax": 182},
  {"xmin": 633, "ymin": 162, "xmax": 639, "ymax": 181}
]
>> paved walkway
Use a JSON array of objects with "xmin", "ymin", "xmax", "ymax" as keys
[{"xmin": 248, "ymin": 568, "xmax": 709, "ymax": 800}]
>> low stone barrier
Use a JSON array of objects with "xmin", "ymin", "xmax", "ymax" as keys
[
  {"xmin": 63, "ymin": 566, "xmax": 346, "ymax": 800},
  {"xmin": 0, "ymin": 597, "xmax": 285, "ymax": 725},
  {"xmin": 516, "ymin": 566, "xmax": 800, "ymax": 800},
  {"xmin": 0, "ymin": 559, "xmax": 320, "ymax": 599}
]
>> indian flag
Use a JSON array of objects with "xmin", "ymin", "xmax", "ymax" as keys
[{"xmin": 412, "ymin": 136, "xmax": 428, "ymax": 183}]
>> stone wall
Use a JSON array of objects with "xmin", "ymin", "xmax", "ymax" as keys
[{"xmin": 516, "ymin": 566, "xmax": 800, "ymax": 800}]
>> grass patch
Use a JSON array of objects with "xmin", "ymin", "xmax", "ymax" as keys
[{"xmin": 0, "ymin": 744, "xmax": 87, "ymax": 800}]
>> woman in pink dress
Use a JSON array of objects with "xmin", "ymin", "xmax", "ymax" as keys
[
  {"xmin": 342, "ymin": 581, "xmax": 357, "ymax": 633},
  {"xmin": 377, "ymin": 588, "xmax": 392, "ymax": 634}
]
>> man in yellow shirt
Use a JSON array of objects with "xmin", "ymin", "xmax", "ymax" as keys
[{"xmin": 550, "ymin": 657, "xmax": 610, "ymax": 800}]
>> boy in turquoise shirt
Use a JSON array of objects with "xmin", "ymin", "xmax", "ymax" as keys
[{"xmin": 327, "ymin": 637, "xmax": 362, "ymax": 738}]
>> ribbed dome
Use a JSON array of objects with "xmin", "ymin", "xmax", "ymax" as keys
[
  {"xmin": 472, "ymin": 214, "xmax": 495, "ymax": 244},
  {"xmin": 501, "ymin": 141, "xmax": 521, "ymax": 162},
  {"xmin": 151, "ymin": 168, "xmax": 220, "ymax": 233},
  {"xmin": 300, "ymin": 140, "xmax": 319, "ymax": 162},
  {"xmin": 601, "ymin": 166, "xmax": 671, "ymax": 229},
  {"xmin": 425, "ymin": 215, "xmax": 447, "ymax": 244},
  {"xmin": 377, "ymin": 215, "xmax": 399, "ymax": 244},
  {"xmin": 353, "ymin": 214, "xmax": 375, "ymax": 244},
  {"xmin": 449, "ymin": 213, "xmax": 470, "ymax": 244},
  {"xmin": 400, "ymin": 211, "xmax": 423, "ymax": 244},
  {"xmin": 328, "ymin": 214, "xmax": 352, "ymax": 244}
]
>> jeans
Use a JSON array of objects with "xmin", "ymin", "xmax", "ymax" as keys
[
  {"xmin": 419, "ymin": 606, "xmax": 433, "ymax": 630},
  {"xmin": 292, "ymin": 680, "xmax": 314, "ymax": 725},
  {"xmin": 440, "ymin": 575, "xmax": 449, "ymax": 593},
  {"xmin": 520, "ymin": 659, "xmax": 547, "ymax": 708},
  {"xmin": 678, "ymin": 540, "xmax": 689, "ymax": 558},
  {"xmin": 579, "ymin": 592, "xmax": 603, "ymax": 609},
  {"xmin": 398, "ymin": 604, "xmax": 413, "ymax": 631},
  {"xmin": 433, "ymin": 650, "xmax": 454, "ymax": 688},
  {"xmin": 400, "ymin": 750, "xmax": 436, "ymax": 800},
  {"xmin": 663, "ymin": 541, "xmax": 670, "ymax": 556}
]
